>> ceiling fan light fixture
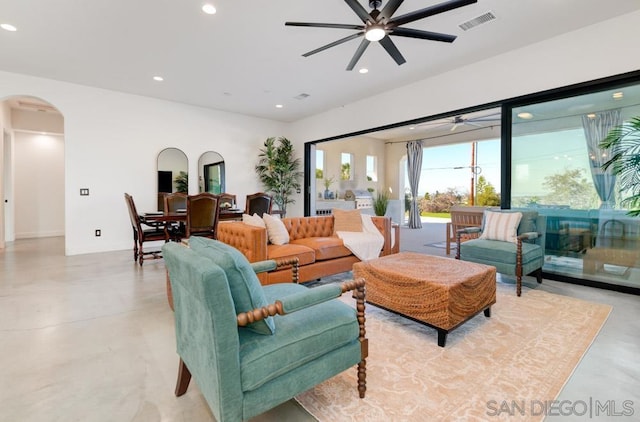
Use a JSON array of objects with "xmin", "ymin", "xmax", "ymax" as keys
[{"xmin": 365, "ymin": 26, "xmax": 386, "ymax": 42}]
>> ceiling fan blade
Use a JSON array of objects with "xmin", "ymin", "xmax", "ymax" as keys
[
  {"xmin": 346, "ymin": 39, "xmax": 371, "ymax": 71},
  {"xmin": 344, "ymin": 0, "xmax": 373, "ymax": 23},
  {"xmin": 391, "ymin": 27, "xmax": 456, "ymax": 42},
  {"xmin": 379, "ymin": 0, "xmax": 404, "ymax": 21},
  {"xmin": 379, "ymin": 36, "xmax": 406, "ymax": 66},
  {"xmin": 285, "ymin": 22, "xmax": 364, "ymax": 30},
  {"xmin": 302, "ymin": 32, "xmax": 364, "ymax": 57},
  {"xmin": 389, "ymin": 0, "xmax": 477, "ymax": 27}
]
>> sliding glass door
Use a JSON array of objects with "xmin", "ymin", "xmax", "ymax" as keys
[{"xmin": 509, "ymin": 83, "xmax": 640, "ymax": 290}]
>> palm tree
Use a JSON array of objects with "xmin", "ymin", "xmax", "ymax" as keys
[
  {"xmin": 600, "ymin": 116, "xmax": 640, "ymax": 216},
  {"xmin": 255, "ymin": 137, "xmax": 302, "ymax": 215}
]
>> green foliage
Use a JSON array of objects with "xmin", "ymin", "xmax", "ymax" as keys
[
  {"xmin": 174, "ymin": 171, "xmax": 188, "ymax": 193},
  {"xmin": 315, "ymin": 168, "xmax": 323, "ymax": 179},
  {"xmin": 323, "ymin": 176, "xmax": 335, "ymax": 189},
  {"xmin": 419, "ymin": 188, "xmax": 465, "ymax": 213},
  {"xmin": 542, "ymin": 168, "xmax": 599, "ymax": 209},
  {"xmin": 475, "ymin": 175, "xmax": 501, "ymax": 206},
  {"xmin": 600, "ymin": 116, "xmax": 640, "ymax": 216},
  {"xmin": 373, "ymin": 190, "xmax": 389, "ymax": 216},
  {"xmin": 255, "ymin": 137, "xmax": 302, "ymax": 214},
  {"xmin": 340, "ymin": 162, "xmax": 351, "ymax": 180}
]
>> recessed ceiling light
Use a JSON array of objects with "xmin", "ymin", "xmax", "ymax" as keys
[
  {"xmin": 275, "ymin": 104, "xmax": 283, "ymax": 108},
  {"xmin": 359, "ymin": 68, "xmax": 369, "ymax": 74},
  {"xmin": 202, "ymin": 4, "xmax": 217, "ymax": 14},
  {"xmin": 153, "ymin": 76, "xmax": 164, "ymax": 82},
  {"xmin": 517, "ymin": 112, "xmax": 533, "ymax": 119},
  {"xmin": 587, "ymin": 113, "xmax": 596, "ymax": 119},
  {"xmin": 612, "ymin": 91, "xmax": 624, "ymax": 99},
  {"xmin": 1, "ymin": 23, "xmax": 17, "ymax": 32},
  {"xmin": 409, "ymin": 126, "xmax": 415, "ymax": 130}
]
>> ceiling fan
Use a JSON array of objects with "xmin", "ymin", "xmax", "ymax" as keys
[
  {"xmin": 417, "ymin": 112, "xmax": 501, "ymax": 131},
  {"xmin": 285, "ymin": 0, "xmax": 478, "ymax": 71}
]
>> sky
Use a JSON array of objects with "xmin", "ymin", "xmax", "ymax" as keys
[{"xmin": 418, "ymin": 140, "xmax": 501, "ymax": 196}]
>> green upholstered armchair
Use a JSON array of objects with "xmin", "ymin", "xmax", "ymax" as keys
[
  {"xmin": 162, "ymin": 238, "xmax": 367, "ymax": 422},
  {"xmin": 456, "ymin": 209, "xmax": 547, "ymax": 297}
]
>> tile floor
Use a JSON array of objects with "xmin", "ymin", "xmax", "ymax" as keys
[{"xmin": 0, "ymin": 224, "xmax": 638, "ymax": 421}]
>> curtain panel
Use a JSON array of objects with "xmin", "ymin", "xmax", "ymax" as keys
[{"xmin": 406, "ymin": 140, "xmax": 423, "ymax": 229}]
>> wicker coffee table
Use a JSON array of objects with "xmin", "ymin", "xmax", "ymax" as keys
[{"xmin": 353, "ymin": 252, "xmax": 496, "ymax": 347}]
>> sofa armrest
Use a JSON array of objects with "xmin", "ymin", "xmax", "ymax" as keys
[{"xmin": 217, "ymin": 222, "xmax": 268, "ymax": 263}]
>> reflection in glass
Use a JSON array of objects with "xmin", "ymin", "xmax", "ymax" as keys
[
  {"xmin": 198, "ymin": 151, "xmax": 225, "ymax": 194},
  {"xmin": 510, "ymin": 83, "xmax": 640, "ymax": 289},
  {"xmin": 157, "ymin": 147, "xmax": 188, "ymax": 210}
]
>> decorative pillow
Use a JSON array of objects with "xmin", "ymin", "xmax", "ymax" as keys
[
  {"xmin": 262, "ymin": 213, "xmax": 290, "ymax": 245},
  {"xmin": 479, "ymin": 211, "xmax": 522, "ymax": 243},
  {"xmin": 243, "ymin": 213, "xmax": 266, "ymax": 228},
  {"xmin": 188, "ymin": 236, "xmax": 275, "ymax": 335},
  {"xmin": 332, "ymin": 208, "xmax": 363, "ymax": 233}
]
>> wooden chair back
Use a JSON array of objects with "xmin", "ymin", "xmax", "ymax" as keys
[
  {"xmin": 164, "ymin": 192, "xmax": 187, "ymax": 213},
  {"xmin": 219, "ymin": 193, "xmax": 237, "ymax": 209},
  {"xmin": 245, "ymin": 192, "xmax": 273, "ymax": 217},
  {"xmin": 186, "ymin": 193, "xmax": 221, "ymax": 238},
  {"xmin": 445, "ymin": 205, "xmax": 489, "ymax": 255}
]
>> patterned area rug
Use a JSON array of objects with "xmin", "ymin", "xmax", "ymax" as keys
[{"xmin": 296, "ymin": 282, "xmax": 611, "ymax": 421}]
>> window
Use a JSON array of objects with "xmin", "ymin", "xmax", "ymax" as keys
[
  {"xmin": 366, "ymin": 155, "xmax": 378, "ymax": 182},
  {"xmin": 341, "ymin": 152, "xmax": 353, "ymax": 180},
  {"xmin": 316, "ymin": 149, "xmax": 325, "ymax": 179},
  {"xmin": 510, "ymin": 82, "xmax": 640, "ymax": 289}
]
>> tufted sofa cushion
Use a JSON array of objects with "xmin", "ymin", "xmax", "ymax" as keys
[{"xmin": 281, "ymin": 216, "xmax": 335, "ymax": 241}]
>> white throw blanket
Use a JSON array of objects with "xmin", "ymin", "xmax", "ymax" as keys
[{"xmin": 336, "ymin": 214, "xmax": 385, "ymax": 261}]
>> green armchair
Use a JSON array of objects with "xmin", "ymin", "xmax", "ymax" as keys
[
  {"xmin": 162, "ymin": 237, "xmax": 367, "ymax": 422},
  {"xmin": 456, "ymin": 209, "xmax": 546, "ymax": 296}
]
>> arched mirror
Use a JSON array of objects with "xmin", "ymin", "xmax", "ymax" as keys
[
  {"xmin": 157, "ymin": 147, "xmax": 188, "ymax": 211},
  {"xmin": 198, "ymin": 151, "xmax": 225, "ymax": 194}
]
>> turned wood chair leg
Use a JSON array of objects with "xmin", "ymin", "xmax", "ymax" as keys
[
  {"xmin": 355, "ymin": 281, "xmax": 367, "ymax": 398},
  {"xmin": 175, "ymin": 358, "xmax": 192, "ymax": 396}
]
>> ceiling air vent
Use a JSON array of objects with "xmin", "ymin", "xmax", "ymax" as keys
[
  {"xmin": 459, "ymin": 11, "xmax": 496, "ymax": 31},
  {"xmin": 294, "ymin": 93, "xmax": 310, "ymax": 100}
]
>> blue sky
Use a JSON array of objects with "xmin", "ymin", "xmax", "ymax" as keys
[{"xmin": 418, "ymin": 140, "xmax": 501, "ymax": 196}]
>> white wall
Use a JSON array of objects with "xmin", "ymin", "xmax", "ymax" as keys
[
  {"xmin": 0, "ymin": 73, "xmax": 286, "ymax": 255},
  {"xmin": 13, "ymin": 132, "xmax": 65, "ymax": 238},
  {"xmin": 286, "ymin": 10, "xmax": 640, "ymax": 217}
]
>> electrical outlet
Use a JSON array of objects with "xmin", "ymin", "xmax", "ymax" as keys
[
  {"xmin": 95, "ymin": 229, "xmax": 101, "ymax": 237},
  {"xmin": 80, "ymin": 188, "xmax": 89, "ymax": 196}
]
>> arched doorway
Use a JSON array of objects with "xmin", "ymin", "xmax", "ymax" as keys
[{"xmin": 1, "ymin": 96, "xmax": 64, "ymax": 248}]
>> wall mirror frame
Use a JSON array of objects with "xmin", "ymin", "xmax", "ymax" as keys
[
  {"xmin": 157, "ymin": 147, "xmax": 188, "ymax": 211},
  {"xmin": 198, "ymin": 151, "xmax": 225, "ymax": 194}
]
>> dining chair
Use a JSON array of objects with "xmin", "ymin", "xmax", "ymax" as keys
[
  {"xmin": 219, "ymin": 193, "xmax": 237, "ymax": 209},
  {"xmin": 245, "ymin": 192, "xmax": 273, "ymax": 217},
  {"xmin": 164, "ymin": 193, "xmax": 188, "ymax": 241},
  {"xmin": 124, "ymin": 193, "xmax": 168, "ymax": 265},
  {"xmin": 186, "ymin": 193, "xmax": 221, "ymax": 239}
]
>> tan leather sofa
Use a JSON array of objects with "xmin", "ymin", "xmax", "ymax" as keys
[{"xmin": 217, "ymin": 215, "xmax": 400, "ymax": 285}]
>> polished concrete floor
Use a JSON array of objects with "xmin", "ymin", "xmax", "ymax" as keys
[{"xmin": 0, "ymin": 226, "xmax": 638, "ymax": 421}]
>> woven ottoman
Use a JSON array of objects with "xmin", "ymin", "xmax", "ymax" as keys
[{"xmin": 353, "ymin": 252, "xmax": 496, "ymax": 347}]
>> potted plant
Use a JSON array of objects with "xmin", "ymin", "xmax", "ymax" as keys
[
  {"xmin": 255, "ymin": 137, "xmax": 303, "ymax": 215},
  {"xmin": 373, "ymin": 190, "xmax": 390, "ymax": 217},
  {"xmin": 323, "ymin": 176, "xmax": 335, "ymax": 199},
  {"xmin": 174, "ymin": 171, "xmax": 188, "ymax": 193},
  {"xmin": 600, "ymin": 116, "xmax": 640, "ymax": 216}
]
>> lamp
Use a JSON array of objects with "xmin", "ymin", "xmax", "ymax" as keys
[{"xmin": 365, "ymin": 25, "xmax": 386, "ymax": 42}]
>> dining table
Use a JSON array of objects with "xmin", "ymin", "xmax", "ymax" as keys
[{"xmin": 141, "ymin": 209, "xmax": 244, "ymax": 225}]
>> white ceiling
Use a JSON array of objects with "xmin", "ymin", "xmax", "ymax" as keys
[{"xmin": 1, "ymin": 0, "xmax": 639, "ymax": 123}]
